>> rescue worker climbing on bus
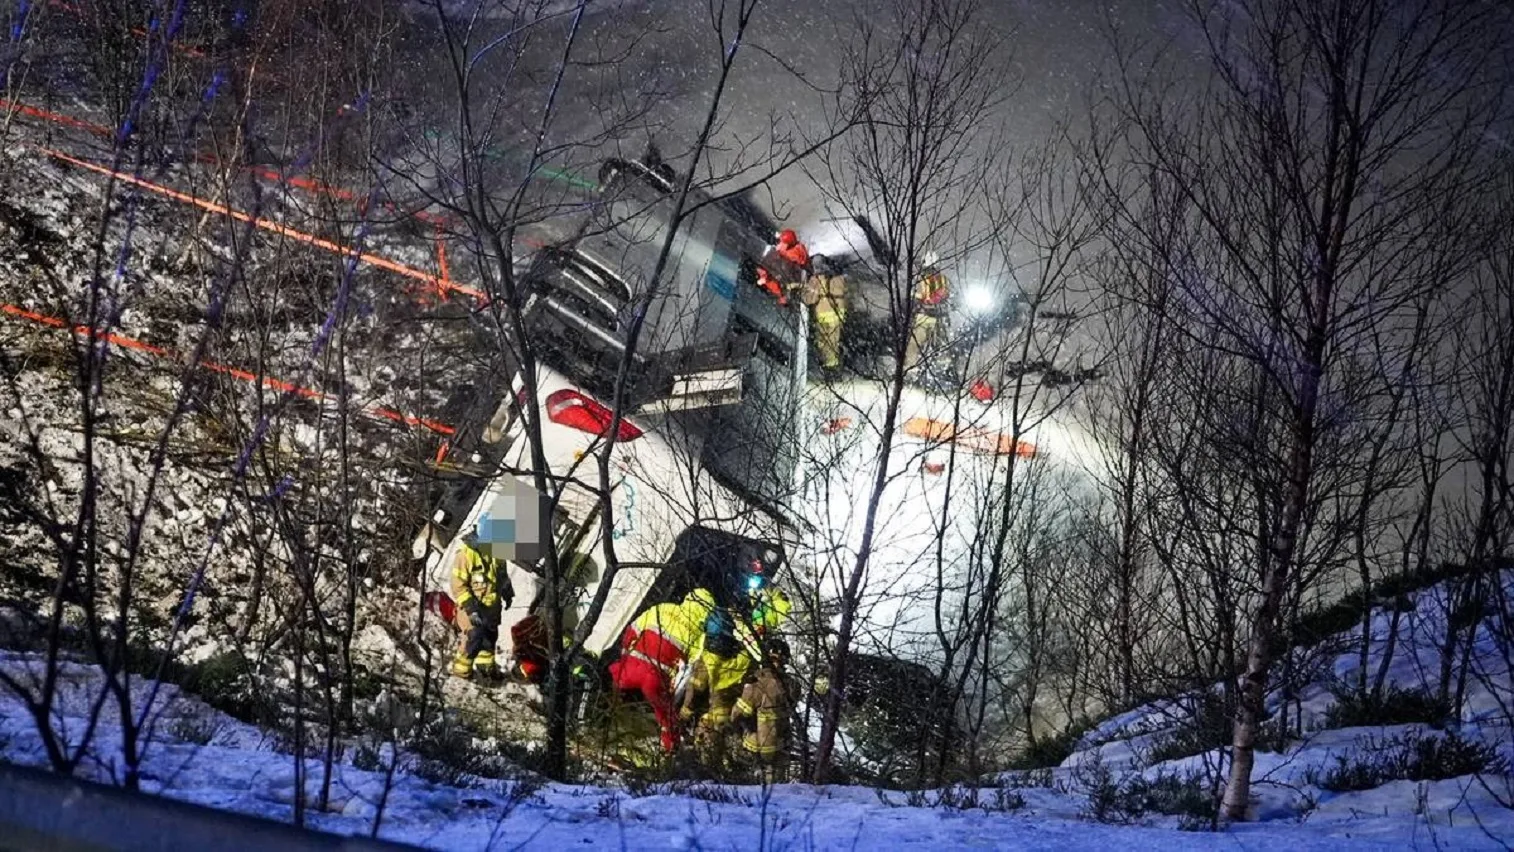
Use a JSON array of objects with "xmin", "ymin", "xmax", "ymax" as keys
[
  {"xmin": 756, "ymin": 228, "xmax": 811, "ymax": 306},
  {"xmin": 449, "ymin": 516, "xmax": 516, "ymax": 680},
  {"xmin": 745, "ymin": 559, "xmax": 792, "ymax": 637},
  {"xmin": 802, "ymin": 254, "xmax": 847, "ymax": 374},
  {"xmin": 903, "ymin": 251, "xmax": 950, "ymax": 376},
  {"xmin": 731, "ymin": 637, "xmax": 791, "ymax": 781},
  {"xmin": 608, "ymin": 588, "xmax": 719, "ymax": 751},
  {"xmin": 679, "ymin": 608, "xmax": 754, "ymax": 769}
]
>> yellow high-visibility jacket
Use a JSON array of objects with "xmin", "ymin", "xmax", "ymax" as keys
[
  {"xmin": 752, "ymin": 587, "xmax": 792, "ymax": 632},
  {"xmin": 451, "ymin": 543, "xmax": 504, "ymax": 608},
  {"xmin": 631, "ymin": 588, "xmax": 716, "ymax": 655}
]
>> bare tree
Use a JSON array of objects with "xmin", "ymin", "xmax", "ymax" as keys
[
  {"xmin": 802, "ymin": 0, "xmax": 1014, "ymax": 783},
  {"xmin": 408, "ymin": 0, "xmax": 852, "ymax": 779},
  {"xmin": 1102, "ymin": 0, "xmax": 1506, "ymax": 818},
  {"xmin": 1444, "ymin": 166, "xmax": 1514, "ymax": 724}
]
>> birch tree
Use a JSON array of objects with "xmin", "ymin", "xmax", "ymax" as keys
[{"xmin": 1104, "ymin": 0, "xmax": 1506, "ymax": 818}]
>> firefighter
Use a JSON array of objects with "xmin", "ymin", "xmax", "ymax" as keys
[
  {"xmin": 449, "ymin": 522, "xmax": 515, "ymax": 680},
  {"xmin": 903, "ymin": 251, "xmax": 950, "ymax": 375},
  {"xmin": 508, "ymin": 551, "xmax": 596, "ymax": 683},
  {"xmin": 608, "ymin": 588, "xmax": 718, "ymax": 752},
  {"xmin": 730, "ymin": 637, "xmax": 791, "ymax": 781},
  {"xmin": 509, "ymin": 612, "xmax": 550, "ymax": 683},
  {"xmin": 757, "ymin": 229, "xmax": 811, "ymax": 306},
  {"xmin": 802, "ymin": 255, "xmax": 847, "ymax": 372},
  {"xmin": 679, "ymin": 609, "xmax": 754, "ymax": 768}
]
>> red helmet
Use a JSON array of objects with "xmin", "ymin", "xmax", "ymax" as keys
[
  {"xmin": 516, "ymin": 659, "xmax": 543, "ymax": 683},
  {"xmin": 777, "ymin": 229, "xmax": 797, "ymax": 246}
]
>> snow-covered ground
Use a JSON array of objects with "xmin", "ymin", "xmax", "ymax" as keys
[{"xmin": 4, "ymin": 574, "xmax": 1511, "ymax": 849}]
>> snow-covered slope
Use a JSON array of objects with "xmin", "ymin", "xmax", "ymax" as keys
[{"xmin": 4, "ymin": 573, "xmax": 1511, "ymax": 849}]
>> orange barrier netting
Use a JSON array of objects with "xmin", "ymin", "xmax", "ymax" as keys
[
  {"xmin": 42, "ymin": 147, "xmax": 482, "ymax": 302},
  {"xmin": 1, "ymin": 302, "xmax": 455, "ymax": 437}
]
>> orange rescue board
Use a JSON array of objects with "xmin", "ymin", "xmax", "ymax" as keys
[{"xmin": 902, "ymin": 416, "xmax": 1038, "ymax": 459}]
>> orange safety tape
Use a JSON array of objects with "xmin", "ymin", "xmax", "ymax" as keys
[
  {"xmin": 0, "ymin": 97, "xmax": 113, "ymax": 137},
  {"xmin": 901, "ymin": 416, "xmax": 1038, "ymax": 459},
  {"xmin": 821, "ymin": 416, "xmax": 852, "ymax": 435},
  {"xmin": 46, "ymin": 0, "xmax": 211, "ymax": 60},
  {"xmin": 4, "ymin": 95, "xmax": 461, "ymax": 236},
  {"xmin": 1, "ymin": 302, "xmax": 455, "ymax": 437},
  {"xmin": 41, "ymin": 147, "xmax": 484, "ymax": 303},
  {"xmin": 435, "ymin": 224, "xmax": 451, "ymax": 283},
  {"xmin": 192, "ymin": 151, "xmax": 360, "ymax": 204}
]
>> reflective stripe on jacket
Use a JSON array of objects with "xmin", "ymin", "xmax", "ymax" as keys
[{"xmin": 615, "ymin": 625, "xmax": 685, "ymax": 679}]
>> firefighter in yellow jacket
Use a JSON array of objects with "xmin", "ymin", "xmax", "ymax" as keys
[
  {"xmin": 904, "ymin": 252, "xmax": 950, "ymax": 375},
  {"xmin": 449, "ymin": 519, "xmax": 515, "ymax": 679},
  {"xmin": 802, "ymin": 255, "xmax": 847, "ymax": 373},
  {"xmin": 679, "ymin": 608, "xmax": 754, "ymax": 768},
  {"xmin": 745, "ymin": 560, "xmax": 793, "ymax": 638}
]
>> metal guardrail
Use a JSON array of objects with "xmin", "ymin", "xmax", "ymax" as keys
[{"xmin": 0, "ymin": 761, "xmax": 420, "ymax": 852}]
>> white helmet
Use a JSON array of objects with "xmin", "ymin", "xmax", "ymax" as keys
[{"xmin": 921, "ymin": 250, "xmax": 939, "ymax": 268}]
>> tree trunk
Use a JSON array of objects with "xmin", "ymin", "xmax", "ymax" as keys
[{"xmin": 1223, "ymin": 365, "xmax": 1321, "ymax": 819}]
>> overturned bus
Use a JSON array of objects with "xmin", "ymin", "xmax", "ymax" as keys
[{"xmin": 412, "ymin": 153, "xmax": 807, "ymax": 665}]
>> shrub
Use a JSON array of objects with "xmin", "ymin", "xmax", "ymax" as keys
[
  {"xmin": 879, "ymin": 784, "xmax": 1026, "ymax": 813},
  {"xmin": 685, "ymin": 784, "xmax": 753, "ymax": 806},
  {"xmin": 1146, "ymin": 694, "xmax": 1232, "ymax": 765},
  {"xmin": 621, "ymin": 764, "xmax": 678, "ymax": 798},
  {"xmin": 192, "ymin": 651, "xmax": 256, "ymax": 708},
  {"xmin": 841, "ymin": 655, "xmax": 957, "ymax": 785},
  {"xmin": 1307, "ymin": 731, "xmax": 1507, "ymax": 793},
  {"xmin": 1324, "ymin": 685, "xmax": 1451, "ymax": 730},
  {"xmin": 165, "ymin": 713, "xmax": 219, "ymax": 746},
  {"xmin": 410, "ymin": 719, "xmax": 489, "ymax": 787},
  {"xmin": 350, "ymin": 740, "xmax": 384, "ymax": 772},
  {"xmin": 997, "ymin": 767, "xmax": 1055, "ymax": 789},
  {"xmin": 1074, "ymin": 752, "xmax": 1217, "ymax": 829},
  {"xmin": 1286, "ymin": 561, "xmax": 1476, "ymax": 654},
  {"xmin": 1125, "ymin": 773, "xmax": 1219, "ymax": 829},
  {"xmin": 348, "ymin": 663, "xmax": 385, "ymax": 703},
  {"xmin": 1008, "ymin": 718, "xmax": 1096, "ymax": 770},
  {"xmin": 126, "ymin": 647, "xmax": 279, "ymax": 727}
]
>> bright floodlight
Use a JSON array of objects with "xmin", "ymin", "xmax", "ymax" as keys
[{"xmin": 964, "ymin": 285, "xmax": 996, "ymax": 315}]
